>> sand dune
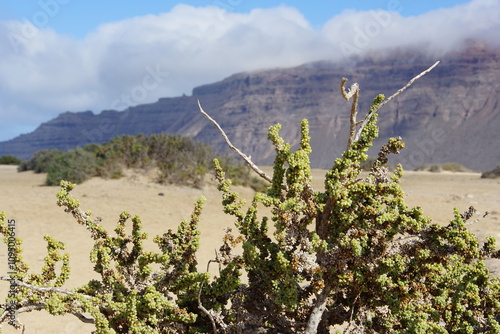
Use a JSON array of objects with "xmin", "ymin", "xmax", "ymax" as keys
[{"xmin": 1, "ymin": 165, "xmax": 499, "ymax": 333}]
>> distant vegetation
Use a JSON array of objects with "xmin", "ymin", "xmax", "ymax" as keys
[
  {"xmin": 18, "ymin": 134, "xmax": 266, "ymax": 191},
  {"xmin": 359, "ymin": 156, "xmax": 376, "ymax": 171},
  {"xmin": 481, "ymin": 165, "xmax": 500, "ymax": 179},
  {"xmin": 360, "ymin": 156, "xmax": 396, "ymax": 171},
  {"xmin": 414, "ymin": 162, "xmax": 473, "ymax": 173},
  {"xmin": 0, "ymin": 155, "xmax": 22, "ymax": 165}
]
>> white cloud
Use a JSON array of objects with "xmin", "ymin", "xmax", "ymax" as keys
[
  {"xmin": 322, "ymin": 0, "xmax": 500, "ymax": 59},
  {"xmin": 0, "ymin": 0, "xmax": 498, "ymax": 141}
]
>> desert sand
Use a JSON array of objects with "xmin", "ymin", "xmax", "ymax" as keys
[{"xmin": 1, "ymin": 165, "xmax": 499, "ymax": 333}]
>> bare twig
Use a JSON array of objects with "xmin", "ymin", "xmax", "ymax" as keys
[
  {"xmin": 198, "ymin": 282, "xmax": 217, "ymax": 334},
  {"xmin": 0, "ymin": 310, "xmax": 10, "ymax": 323},
  {"xmin": 1, "ymin": 302, "xmax": 95, "ymax": 326},
  {"xmin": 0, "ymin": 310, "xmax": 26, "ymax": 331},
  {"xmin": 341, "ymin": 78, "xmax": 360, "ymax": 150},
  {"xmin": 377, "ymin": 61, "xmax": 440, "ymax": 110},
  {"xmin": 72, "ymin": 312, "xmax": 95, "ymax": 324},
  {"xmin": 1, "ymin": 277, "xmax": 96, "ymax": 325},
  {"xmin": 16, "ymin": 303, "xmax": 45, "ymax": 315},
  {"xmin": 341, "ymin": 77, "xmax": 360, "ymax": 100},
  {"xmin": 198, "ymin": 100, "xmax": 272, "ymax": 183},
  {"xmin": 196, "ymin": 257, "xmax": 219, "ymax": 334},
  {"xmin": 0, "ymin": 303, "xmax": 42, "ymax": 331},
  {"xmin": 0, "ymin": 276, "xmax": 92, "ymax": 300},
  {"xmin": 353, "ymin": 61, "xmax": 440, "ymax": 142},
  {"xmin": 343, "ymin": 292, "xmax": 361, "ymax": 334},
  {"xmin": 19, "ymin": 304, "xmax": 94, "ymax": 324}
]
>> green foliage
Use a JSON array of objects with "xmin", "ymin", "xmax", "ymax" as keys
[
  {"xmin": 0, "ymin": 155, "xmax": 22, "ymax": 165},
  {"xmin": 17, "ymin": 149, "xmax": 63, "ymax": 173},
  {"xmin": 359, "ymin": 156, "xmax": 377, "ymax": 171},
  {"xmin": 2, "ymin": 79, "xmax": 500, "ymax": 333},
  {"xmin": 217, "ymin": 156, "xmax": 268, "ymax": 193},
  {"xmin": 18, "ymin": 134, "xmax": 265, "ymax": 190},
  {"xmin": 415, "ymin": 162, "xmax": 472, "ymax": 173},
  {"xmin": 205, "ymin": 95, "xmax": 500, "ymax": 333},
  {"xmin": 1, "ymin": 183, "xmax": 216, "ymax": 333},
  {"xmin": 481, "ymin": 165, "xmax": 500, "ymax": 179},
  {"xmin": 91, "ymin": 134, "xmax": 214, "ymax": 188},
  {"xmin": 45, "ymin": 148, "xmax": 98, "ymax": 186}
]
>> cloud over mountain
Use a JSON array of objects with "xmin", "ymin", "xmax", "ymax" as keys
[{"xmin": 0, "ymin": 0, "xmax": 498, "ymax": 141}]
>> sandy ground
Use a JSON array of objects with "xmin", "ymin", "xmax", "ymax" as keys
[{"xmin": 1, "ymin": 165, "xmax": 499, "ymax": 333}]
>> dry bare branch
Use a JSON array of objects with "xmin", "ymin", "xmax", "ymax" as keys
[
  {"xmin": 197, "ymin": 100, "xmax": 273, "ymax": 183},
  {"xmin": 1, "ymin": 277, "xmax": 96, "ymax": 325},
  {"xmin": 0, "ymin": 303, "xmax": 43, "ymax": 331},
  {"xmin": 16, "ymin": 303, "xmax": 45, "ymax": 315},
  {"xmin": 377, "ymin": 60, "xmax": 440, "ymax": 110},
  {"xmin": 341, "ymin": 78, "xmax": 360, "ymax": 149},
  {"xmin": 198, "ymin": 282, "xmax": 217, "ymax": 334},
  {"xmin": 343, "ymin": 293, "xmax": 361, "ymax": 334},
  {"xmin": 0, "ymin": 310, "xmax": 10, "ymax": 324},
  {"xmin": 72, "ymin": 312, "xmax": 95, "ymax": 324},
  {"xmin": 341, "ymin": 77, "xmax": 360, "ymax": 101},
  {"xmin": 353, "ymin": 60, "xmax": 440, "ymax": 142},
  {"xmin": 0, "ymin": 276, "xmax": 92, "ymax": 300},
  {"xmin": 3, "ymin": 301, "xmax": 95, "ymax": 325}
]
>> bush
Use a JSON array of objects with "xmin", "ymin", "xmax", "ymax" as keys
[
  {"xmin": 218, "ymin": 155, "xmax": 268, "ymax": 192},
  {"xmin": 45, "ymin": 148, "xmax": 98, "ymax": 186},
  {"xmin": 359, "ymin": 156, "xmax": 377, "ymax": 171},
  {"xmin": 415, "ymin": 162, "xmax": 472, "ymax": 173},
  {"xmin": 440, "ymin": 162, "xmax": 473, "ymax": 172},
  {"xmin": 17, "ymin": 149, "xmax": 63, "ymax": 173},
  {"xmin": 2, "ymin": 66, "xmax": 499, "ymax": 333},
  {"xmin": 0, "ymin": 155, "xmax": 22, "ymax": 165},
  {"xmin": 481, "ymin": 165, "xmax": 500, "ymax": 179},
  {"xmin": 153, "ymin": 135, "xmax": 213, "ymax": 188},
  {"xmin": 17, "ymin": 134, "xmax": 264, "ymax": 190}
]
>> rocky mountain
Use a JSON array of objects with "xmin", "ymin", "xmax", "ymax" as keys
[{"xmin": 1, "ymin": 44, "xmax": 499, "ymax": 171}]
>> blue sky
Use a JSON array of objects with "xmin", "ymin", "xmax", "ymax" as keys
[{"xmin": 0, "ymin": 0, "xmax": 498, "ymax": 141}]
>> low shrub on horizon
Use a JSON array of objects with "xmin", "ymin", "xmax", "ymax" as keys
[
  {"xmin": 18, "ymin": 134, "xmax": 266, "ymax": 191},
  {"xmin": 17, "ymin": 149, "xmax": 63, "ymax": 173},
  {"xmin": 45, "ymin": 148, "xmax": 98, "ymax": 186},
  {"xmin": 0, "ymin": 155, "xmax": 22, "ymax": 165},
  {"xmin": 481, "ymin": 165, "xmax": 500, "ymax": 179},
  {"xmin": 415, "ymin": 162, "xmax": 473, "ymax": 173}
]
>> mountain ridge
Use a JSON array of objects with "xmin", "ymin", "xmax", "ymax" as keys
[{"xmin": 1, "ymin": 44, "xmax": 499, "ymax": 171}]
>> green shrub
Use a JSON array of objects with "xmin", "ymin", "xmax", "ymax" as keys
[
  {"xmin": 218, "ymin": 155, "xmax": 267, "ymax": 192},
  {"xmin": 18, "ymin": 134, "xmax": 264, "ymax": 189},
  {"xmin": 3, "ymin": 67, "xmax": 499, "ymax": 333},
  {"xmin": 415, "ymin": 162, "xmax": 472, "ymax": 173},
  {"xmin": 45, "ymin": 149, "xmax": 98, "ymax": 186},
  {"xmin": 17, "ymin": 149, "xmax": 63, "ymax": 173},
  {"xmin": 154, "ymin": 135, "xmax": 213, "ymax": 188},
  {"xmin": 481, "ymin": 165, "xmax": 500, "ymax": 179},
  {"xmin": 440, "ymin": 162, "xmax": 472, "ymax": 172},
  {"xmin": 0, "ymin": 155, "xmax": 22, "ymax": 165}
]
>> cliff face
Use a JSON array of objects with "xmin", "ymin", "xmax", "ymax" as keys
[{"xmin": 1, "ymin": 45, "xmax": 499, "ymax": 171}]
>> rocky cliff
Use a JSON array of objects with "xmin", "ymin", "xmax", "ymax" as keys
[{"xmin": 1, "ymin": 44, "xmax": 499, "ymax": 171}]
